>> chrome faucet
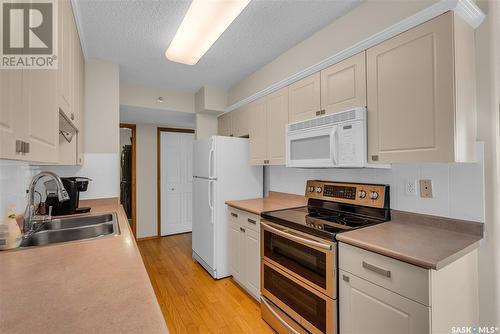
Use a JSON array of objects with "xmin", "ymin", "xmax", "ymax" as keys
[{"xmin": 23, "ymin": 171, "xmax": 70, "ymax": 236}]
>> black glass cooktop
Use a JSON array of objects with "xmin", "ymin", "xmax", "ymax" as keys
[{"xmin": 261, "ymin": 199, "xmax": 391, "ymax": 240}]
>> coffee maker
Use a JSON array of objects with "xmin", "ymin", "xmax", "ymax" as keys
[{"xmin": 45, "ymin": 177, "xmax": 92, "ymax": 216}]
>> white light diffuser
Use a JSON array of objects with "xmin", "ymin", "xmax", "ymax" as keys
[{"xmin": 165, "ymin": 0, "xmax": 250, "ymax": 65}]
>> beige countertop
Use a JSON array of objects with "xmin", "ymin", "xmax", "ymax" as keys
[
  {"xmin": 336, "ymin": 210, "xmax": 483, "ymax": 270},
  {"xmin": 226, "ymin": 191, "xmax": 308, "ymax": 215},
  {"xmin": 0, "ymin": 198, "xmax": 168, "ymax": 334}
]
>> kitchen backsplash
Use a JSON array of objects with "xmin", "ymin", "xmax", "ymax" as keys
[
  {"xmin": 269, "ymin": 143, "xmax": 485, "ymax": 223},
  {"xmin": 0, "ymin": 153, "xmax": 120, "ymax": 219}
]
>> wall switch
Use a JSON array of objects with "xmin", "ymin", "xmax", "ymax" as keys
[
  {"xmin": 419, "ymin": 179, "xmax": 433, "ymax": 198},
  {"xmin": 405, "ymin": 180, "xmax": 417, "ymax": 196}
]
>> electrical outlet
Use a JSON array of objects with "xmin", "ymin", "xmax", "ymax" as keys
[
  {"xmin": 405, "ymin": 180, "xmax": 417, "ymax": 196},
  {"xmin": 419, "ymin": 179, "xmax": 433, "ymax": 198}
]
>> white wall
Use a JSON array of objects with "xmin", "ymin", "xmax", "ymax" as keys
[
  {"xmin": 228, "ymin": 0, "xmax": 438, "ymax": 105},
  {"xmin": 135, "ymin": 124, "xmax": 158, "ymax": 238},
  {"xmin": 269, "ymin": 143, "xmax": 485, "ymax": 222}
]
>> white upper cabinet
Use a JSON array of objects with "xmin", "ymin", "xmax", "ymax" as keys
[
  {"xmin": 0, "ymin": 71, "xmax": 25, "ymax": 160},
  {"xmin": 266, "ymin": 87, "xmax": 289, "ymax": 165},
  {"xmin": 248, "ymin": 98, "xmax": 268, "ymax": 165},
  {"xmin": 321, "ymin": 51, "xmax": 366, "ymax": 114},
  {"xmin": 288, "ymin": 72, "xmax": 321, "ymax": 123},
  {"xmin": 232, "ymin": 107, "xmax": 249, "ymax": 137},
  {"xmin": 366, "ymin": 11, "xmax": 476, "ymax": 164},
  {"xmin": 58, "ymin": 0, "xmax": 75, "ymax": 121},
  {"xmin": 217, "ymin": 112, "xmax": 232, "ymax": 137}
]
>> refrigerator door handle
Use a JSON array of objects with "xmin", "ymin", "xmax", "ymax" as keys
[
  {"xmin": 208, "ymin": 148, "xmax": 215, "ymax": 179},
  {"xmin": 208, "ymin": 180, "xmax": 215, "ymax": 224}
]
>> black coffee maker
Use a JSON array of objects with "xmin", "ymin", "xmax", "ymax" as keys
[{"xmin": 45, "ymin": 177, "xmax": 92, "ymax": 216}]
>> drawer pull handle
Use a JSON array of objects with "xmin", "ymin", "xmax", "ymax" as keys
[
  {"xmin": 362, "ymin": 261, "xmax": 391, "ymax": 278},
  {"xmin": 231, "ymin": 213, "xmax": 238, "ymax": 218},
  {"xmin": 342, "ymin": 274, "xmax": 350, "ymax": 282},
  {"xmin": 240, "ymin": 227, "xmax": 246, "ymax": 232},
  {"xmin": 247, "ymin": 218, "xmax": 256, "ymax": 224}
]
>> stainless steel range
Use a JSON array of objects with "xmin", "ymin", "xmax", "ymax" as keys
[{"xmin": 260, "ymin": 180, "xmax": 390, "ymax": 334}]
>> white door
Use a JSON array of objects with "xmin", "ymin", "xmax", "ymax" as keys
[{"xmin": 160, "ymin": 131, "xmax": 194, "ymax": 236}]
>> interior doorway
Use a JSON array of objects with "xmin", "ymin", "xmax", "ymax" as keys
[
  {"xmin": 120, "ymin": 123, "xmax": 136, "ymax": 237},
  {"xmin": 157, "ymin": 127, "xmax": 195, "ymax": 237}
]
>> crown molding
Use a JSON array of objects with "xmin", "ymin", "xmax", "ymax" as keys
[{"xmin": 224, "ymin": 0, "xmax": 485, "ymax": 113}]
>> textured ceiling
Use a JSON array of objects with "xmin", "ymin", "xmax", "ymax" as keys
[
  {"xmin": 74, "ymin": 0, "xmax": 362, "ymax": 92},
  {"xmin": 120, "ymin": 105, "xmax": 196, "ymax": 127}
]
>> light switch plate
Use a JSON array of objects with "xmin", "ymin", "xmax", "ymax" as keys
[{"xmin": 419, "ymin": 179, "xmax": 433, "ymax": 198}]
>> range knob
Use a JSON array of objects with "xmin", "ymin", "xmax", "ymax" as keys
[
  {"xmin": 370, "ymin": 191, "xmax": 379, "ymax": 200},
  {"xmin": 316, "ymin": 187, "xmax": 322, "ymax": 193},
  {"xmin": 358, "ymin": 190, "xmax": 367, "ymax": 199}
]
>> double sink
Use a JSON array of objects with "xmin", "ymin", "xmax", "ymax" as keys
[{"xmin": 21, "ymin": 213, "xmax": 120, "ymax": 248}]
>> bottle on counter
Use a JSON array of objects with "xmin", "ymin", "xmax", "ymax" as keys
[{"xmin": 0, "ymin": 207, "xmax": 22, "ymax": 250}]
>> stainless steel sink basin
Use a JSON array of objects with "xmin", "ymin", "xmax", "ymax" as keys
[
  {"xmin": 37, "ymin": 213, "xmax": 114, "ymax": 231},
  {"xmin": 20, "ymin": 213, "xmax": 119, "ymax": 248}
]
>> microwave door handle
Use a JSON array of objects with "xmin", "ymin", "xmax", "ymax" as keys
[{"xmin": 330, "ymin": 126, "xmax": 338, "ymax": 166}]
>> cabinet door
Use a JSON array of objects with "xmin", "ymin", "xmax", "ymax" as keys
[
  {"xmin": 321, "ymin": 52, "xmax": 366, "ymax": 114},
  {"xmin": 266, "ymin": 87, "xmax": 288, "ymax": 165},
  {"xmin": 217, "ymin": 113, "xmax": 232, "ymax": 136},
  {"xmin": 23, "ymin": 70, "xmax": 59, "ymax": 163},
  {"xmin": 232, "ymin": 107, "xmax": 249, "ymax": 137},
  {"xmin": 366, "ymin": 12, "xmax": 454, "ymax": 163},
  {"xmin": 58, "ymin": 0, "xmax": 74, "ymax": 119},
  {"xmin": 288, "ymin": 72, "xmax": 320, "ymax": 123},
  {"xmin": 244, "ymin": 228, "xmax": 260, "ymax": 299},
  {"xmin": 339, "ymin": 270, "xmax": 430, "ymax": 334},
  {"xmin": 76, "ymin": 43, "xmax": 85, "ymax": 165},
  {"xmin": 0, "ymin": 70, "xmax": 25, "ymax": 160},
  {"xmin": 248, "ymin": 98, "xmax": 267, "ymax": 165},
  {"xmin": 229, "ymin": 214, "xmax": 244, "ymax": 283}
]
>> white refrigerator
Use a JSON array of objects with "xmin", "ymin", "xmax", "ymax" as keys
[{"xmin": 192, "ymin": 136, "xmax": 262, "ymax": 279}]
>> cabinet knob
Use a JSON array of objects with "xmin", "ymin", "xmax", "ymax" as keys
[
  {"xmin": 342, "ymin": 274, "xmax": 350, "ymax": 282},
  {"xmin": 240, "ymin": 227, "xmax": 246, "ymax": 233},
  {"xmin": 70, "ymin": 113, "xmax": 74, "ymax": 120},
  {"xmin": 231, "ymin": 213, "xmax": 238, "ymax": 218}
]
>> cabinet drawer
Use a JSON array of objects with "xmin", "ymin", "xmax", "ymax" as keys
[
  {"xmin": 339, "ymin": 269, "xmax": 430, "ymax": 334},
  {"xmin": 339, "ymin": 243, "xmax": 430, "ymax": 306},
  {"xmin": 228, "ymin": 207, "xmax": 261, "ymax": 232}
]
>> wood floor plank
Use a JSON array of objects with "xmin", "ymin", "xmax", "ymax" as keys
[{"xmin": 138, "ymin": 233, "xmax": 275, "ymax": 334}]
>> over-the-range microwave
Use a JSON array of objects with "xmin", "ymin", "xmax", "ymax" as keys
[{"xmin": 286, "ymin": 107, "xmax": 367, "ymax": 168}]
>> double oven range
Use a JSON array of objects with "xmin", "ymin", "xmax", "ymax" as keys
[{"xmin": 260, "ymin": 180, "xmax": 390, "ymax": 334}]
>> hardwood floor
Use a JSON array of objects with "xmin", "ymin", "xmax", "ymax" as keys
[{"xmin": 138, "ymin": 233, "xmax": 275, "ymax": 334}]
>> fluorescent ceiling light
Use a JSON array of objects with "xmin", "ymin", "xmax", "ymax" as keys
[{"xmin": 165, "ymin": 0, "xmax": 251, "ymax": 65}]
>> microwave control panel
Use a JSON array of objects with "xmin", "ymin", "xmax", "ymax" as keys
[{"xmin": 305, "ymin": 180, "xmax": 389, "ymax": 209}]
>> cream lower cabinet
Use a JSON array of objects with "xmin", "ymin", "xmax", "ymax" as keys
[
  {"xmin": 228, "ymin": 207, "xmax": 260, "ymax": 300},
  {"xmin": 367, "ymin": 11, "xmax": 476, "ymax": 164},
  {"xmin": 249, "ymin": 87, "xmax": 288, "ymax": 165},
  {"xmin": 339, "ymin": 242, "xmax": 479, "ymax": 334}
]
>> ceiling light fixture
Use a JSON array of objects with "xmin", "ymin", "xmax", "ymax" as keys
[{"xmin": 165, "ymin": 0, "xmax": 251, "ymax": 65}]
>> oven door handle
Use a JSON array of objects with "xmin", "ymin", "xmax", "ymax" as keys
[
  {"xmin": 261, "ymin": 297, "xmax": 301, "ymax": 334},
  {"xmin": 261, "ymin": 222, "xmax": 332, "ymax": 250}
]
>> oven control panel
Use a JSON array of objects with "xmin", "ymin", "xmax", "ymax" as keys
[{"xmin": 305, "ymin": 180, "xmax": 389, "ymax": 208}]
